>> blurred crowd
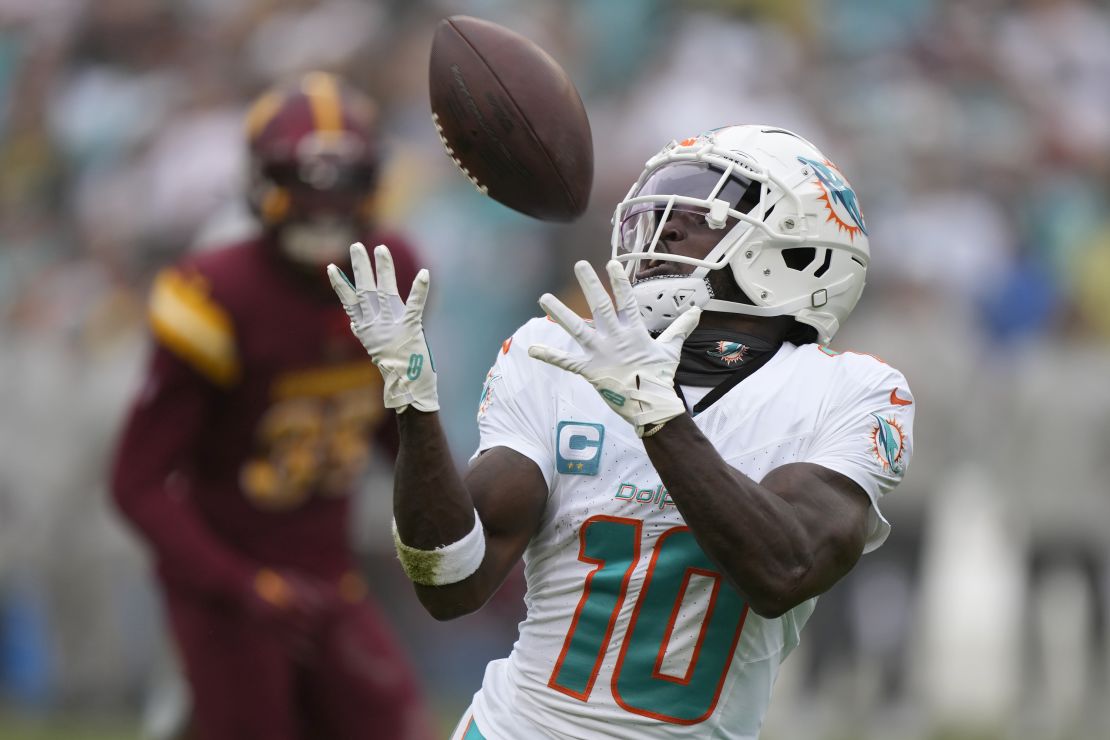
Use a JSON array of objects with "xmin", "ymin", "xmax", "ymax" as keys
[{"xmin": 1, "ymin": 0, "xmax": 1109, "ymax": 738}]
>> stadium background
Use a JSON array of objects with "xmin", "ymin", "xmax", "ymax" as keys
[{"xmin": 1, "ymin": 0, "xmax": 1109, "ymax": 738}]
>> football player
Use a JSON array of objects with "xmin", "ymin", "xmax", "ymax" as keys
[
  {"xmin": 111, "ymin": 73, "xmax": 430, "ymax": 740},
  {"xmin": 329, "ymin": 125, "xmax": 915, "ymax": 739}
]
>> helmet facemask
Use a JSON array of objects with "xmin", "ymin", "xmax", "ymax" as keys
[{"xmin": 245, "ymin": 73, "xmax": 381, "ymax": 271}]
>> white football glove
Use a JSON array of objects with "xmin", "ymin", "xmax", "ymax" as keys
[
  {"xmin": 327, "ymin": 243, "xmax": 439, "ymax": 413},
  {"xmin": 528, "ymin": 260, "xmax": 701, "ymax": 437}
]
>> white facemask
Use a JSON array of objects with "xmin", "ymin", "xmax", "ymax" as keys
[
  {"xmin": 279, "ymin": 218, "xmax": 357, "ymax": 268},
  {"xmin": 631, "ymin": 274, "xmax": 714, "ymax": 333}
]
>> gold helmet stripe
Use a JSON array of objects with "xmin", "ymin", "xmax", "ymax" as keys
[
  {"xmin": 302, "ymin": 72, "xmax": 343, "ymax": 134},
  {"xmin": 245, "ymin": 90, "xmax": 285, "ymax": 139}
]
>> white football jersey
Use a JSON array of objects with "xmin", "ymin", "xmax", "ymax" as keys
[{"xmin": 463, "ymin": 318, "xmax": 914, "ymax": 740}]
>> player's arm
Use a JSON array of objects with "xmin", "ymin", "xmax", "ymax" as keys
[
  {"xmin": 110, "ymin": 346, "xmax": 257, "ymax": 601},
  {"xmin": 329, "ymin": 243, "xmax": 546, "ymax": 620},
  {"xmin": 643, "ymin": 417, "xmax": 869, "ymax": 618},
  {"xmin": 394, "ymin": 412, "xmax": 546, "ymax": 620}
]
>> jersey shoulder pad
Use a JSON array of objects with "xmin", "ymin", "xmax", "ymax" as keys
[
  {"xmin": 806, "ymin": 343, "xmax": 912, "ymax": 405},
  {"xmin": 810, "ymin": 343, "xmax": 903, "ymax": 376},
  {"xmin": 488, "ymin": 316, "xmax": 574, "ymax": 393},
  {"xmin": 148, "ymin": 262, "xmax": 240, "ymax": 386}
]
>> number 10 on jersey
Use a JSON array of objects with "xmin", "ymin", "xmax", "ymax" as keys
[{"xmin": 548, "ymin": 515, "xmax": 750, "ymax": 725}]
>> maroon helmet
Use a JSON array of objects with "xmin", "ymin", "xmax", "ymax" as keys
[{"xmin": 245, "ymin": 72, "xmax": 381, "ymax": 268}]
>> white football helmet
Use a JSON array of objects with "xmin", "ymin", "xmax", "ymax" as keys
[{"xmin": 611, "ymin": 125, "xmax": 870, "ymax": 343}]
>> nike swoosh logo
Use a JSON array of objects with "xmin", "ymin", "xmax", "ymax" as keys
[{"xmin": 890, "ymin": 388, "xmax": 913, "ymax": 406}]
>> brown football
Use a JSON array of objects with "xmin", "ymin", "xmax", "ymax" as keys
[{"xmin": 429, "ymin": 15, "xmax": 593, "ymax": 221}]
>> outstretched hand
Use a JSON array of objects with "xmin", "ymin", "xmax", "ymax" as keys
[
  {"xmin": 528, "ymin": 260, "xmax": 700, "ymax": 436},
  {"xmin": 328, "ymin": 243, "xmax": 439, "ymax": 413}
]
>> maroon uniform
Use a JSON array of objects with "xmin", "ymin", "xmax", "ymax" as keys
[{"xmin": 112, "ymin": 234, "xmax": 427, "ymax": 740}]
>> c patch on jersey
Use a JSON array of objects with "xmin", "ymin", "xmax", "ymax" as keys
[
  {"xmin": 556, "ymin": 421, "xmax": 604, "ymax": 476},
  {"xmin": 870, "ymin": 414, "xmax": 906, "ymax": 475}
]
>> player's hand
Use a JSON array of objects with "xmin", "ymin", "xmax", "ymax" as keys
[
  {"xmin": 529, "ymin": 260, "xmax": 700, "ymax": 436},
  {"xmin": 244, "ymin": 568, "xmax": 337, "ymax": 657},
  {"xmin": 328, "ymin": 243, "xmax": 439, "ymax": 413}
]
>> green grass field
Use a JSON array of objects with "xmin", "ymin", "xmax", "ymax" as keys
[{"xmin": 0, "ymin": 713, "xmax": 138, "ymax": 740}]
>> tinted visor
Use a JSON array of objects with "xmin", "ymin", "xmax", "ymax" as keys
[{"xmin": 618, "ymin": 162, "xmax": 760, "ymax": 255}]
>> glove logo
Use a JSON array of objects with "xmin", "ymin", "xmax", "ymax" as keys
[
  {"xmin": 599, "ymin": 389, "xmax": 626, "ymax": 407},
  {"xmin": 556, "ymin": 421, "xmax": 605, "ymax": 476},
  {"xmin": 406, "ymin": 353, "xmax": 424, "ymax": 380}
]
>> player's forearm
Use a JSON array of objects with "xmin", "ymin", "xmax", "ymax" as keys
[
  {"xmin": 643, "ymin": 414, "xmax": 812, "ymax": 617},
  {"xmin": 394, "ymin": 416, "xmax": 553, "ymax": 622},
  {"xmin": 393, "ymin": 410, "xmax": 479, "ymax": 549},
  {"xmin": 393, "ymin": 410, "xmax": 503, "ymax": 620}
]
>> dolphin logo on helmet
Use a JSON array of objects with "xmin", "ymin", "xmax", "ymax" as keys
[{"xmin": 797, "ymin": 156, "xmax": 867, "ymax": 239}]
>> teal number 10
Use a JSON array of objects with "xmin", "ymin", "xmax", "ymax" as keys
[{"xmin": 548, "ymin": 515, "xmax": 749, "ymax": 725}]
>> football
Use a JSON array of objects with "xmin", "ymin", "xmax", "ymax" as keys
[{"xmin": 428, "ymin": 15, "xmax": 593, "ymax": 222}]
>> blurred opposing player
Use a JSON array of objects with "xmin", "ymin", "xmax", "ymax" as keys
[
  {"xmin": 111, "ymin": 72, "xmax": 430, "ymax": 740},
  {"xmin": 330, "ymin": 125, "xmax": 915, "ymax": 738}
]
